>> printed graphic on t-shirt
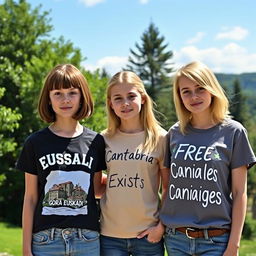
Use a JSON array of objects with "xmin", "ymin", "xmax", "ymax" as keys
[
  {"xmin": 169, "ymin": 143, "xmax": 224, "ymax": 208},
  {"xmin": 106, "ymin": 148, "xmax": 155, "ymax": 190},
  {"xmin": 42, "ymin": 170, "xmax": 90, "ymax": 216}
]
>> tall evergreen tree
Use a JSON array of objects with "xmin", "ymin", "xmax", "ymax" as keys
[
  {"xmin": 229, "ymin": 78, "xmax": 248, "ymax": 125},
  {"xmin": 126, "ymin": 22, "xmax": 174, "ymax": 100}
]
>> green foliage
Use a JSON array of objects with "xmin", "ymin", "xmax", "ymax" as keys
[
  {"xmin": 126, "ymin": 22, "xmax": 174, "ymax": 100},
  {"xmin": 81, "ymin": 69, "xmax": 108, "ymax": 132},
  {"xmin": 0, "ymin": 0, "xmax": 111, "ymax": 225},
  {"xmin": 216, "ymin": 73, "xmax": 256, "ymax": 119},
  {"xmin": 229, "ymin": 79, "xmax": 249, "ymax": 125},
  {"xmin": 0, "ymin": 0, "xmax": 83, "ymax": 225},
  {"xmin": 155, "ymin": 87, "xmax": 177, "ymax": 130},
  {"xmin": 0, "ymin": 88, "xmax": 21, "ymax": 157},
  {"xmin": 242, "ymin": 215, "xmax": 256, "ymax": 239}
]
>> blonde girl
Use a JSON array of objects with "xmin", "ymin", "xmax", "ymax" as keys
[
  {"xmin": 160, "ymin": 61, "xmax": 256, "ymax": 256},
  {"xmin": 98, "ymin": 71, "xmax": 169, "ymax": 256},
  {"xmin": 17, "ymin": 64, "xmax": 106, "ymax": 256}
]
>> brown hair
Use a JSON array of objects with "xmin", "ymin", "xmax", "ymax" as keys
[{"xmin": 38, "ymin": 64, "xmax": 93, "ymax": 123}]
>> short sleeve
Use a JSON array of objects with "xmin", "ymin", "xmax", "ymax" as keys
[
  {"xmin": 164, "ymin": 131, "xmax": 171, "ymax": 168},
  {"xmin": 16, "ymin": 137, "xmax": 38, "ymax": 175},
  {"xmin": 231, "ymin": 126, "xmax": 256, "ymax": 170},
  {"xmin": 95, "ymin": 134, "xmax": 106, "ymax": 172},
  {"xmin": 158, "ymin": 131, "xmax": 168, "ymax": 169}
]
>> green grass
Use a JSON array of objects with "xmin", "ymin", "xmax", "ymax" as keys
[
  {"xmin": 0, "ymin": 222, "xmax": 22, "ymax": 256},
  {"xmin": 0, "ymin": 222, "xmax": 255, "ymax": 256}
]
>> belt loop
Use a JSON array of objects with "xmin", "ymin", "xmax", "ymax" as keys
[
  {"xmin": 171, "ymin": 228, "xmax": 176, "ymax": 235},
  {"xmin": 78, "ymin": 228, "xmax": 82, "ymax": 239},
  {"xmin": 50, "ymin": 228, "xmax": 55, "ymax": 240},
  {"xmin": 203, "ymin": 229, "xmax": 209, "ymax": 239}
]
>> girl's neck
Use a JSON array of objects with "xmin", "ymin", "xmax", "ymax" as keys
[
  {"xmin": 119, "ymin": 119, "xmax": 143, "ymax": 134},
  {"xmin": 190, "ymin": 115, "xmax": 216, "ymax": 129},
  {"xmin": 49, "ymin": 119, "xmax": 83, "ymax": 138}
]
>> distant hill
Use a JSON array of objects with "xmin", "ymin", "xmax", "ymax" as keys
[
  {"xmin": 215, "ymin": 72, "xmax": 256, "ymax": 115},
  {"xmin": 216, "ymin": 72, "xmax": 256, "ymax": 91}
]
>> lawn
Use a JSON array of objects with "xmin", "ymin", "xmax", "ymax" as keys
[
  {"xmin": 0, "ymin": 222, "xmax": 22, "ymax": 256},
  {"xmin": 0, "ymin": 222, "xmax": 255, "ymax": 256}
]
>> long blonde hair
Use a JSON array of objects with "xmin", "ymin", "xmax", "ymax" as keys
[
  {"xmin": 173, "ymin": 61, "xmax": 230, "ymax": 134},
  {"xmin": 104, "ymin": 71, "xmax": 162, "ymax": 152}
]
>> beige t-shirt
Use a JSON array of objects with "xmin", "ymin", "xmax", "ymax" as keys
[{"xmin": 100, "ymin": 129, "xmax": 167, "ymax": 238}]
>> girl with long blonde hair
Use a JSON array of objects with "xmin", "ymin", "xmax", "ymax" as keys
[
  {"xmin": 97, "ymin": 71, "xmax": 169, "ymax": 256},
  {"xmin": 160, "ymin": 61, "xmax": 256, "ymax": 256}
]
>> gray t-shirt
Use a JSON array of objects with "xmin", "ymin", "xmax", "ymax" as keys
[{"xmin": 160, "ymin": 119, "xmax": 256, "ymax": 229}]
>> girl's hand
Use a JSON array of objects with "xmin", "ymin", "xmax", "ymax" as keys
[
  {"xmin": 137, "ymin": 221, "xmax": 165, "ymax": 243},
  {"xmin": 223, "ymin": 244, "xmax": 239, "ymax": 256}
]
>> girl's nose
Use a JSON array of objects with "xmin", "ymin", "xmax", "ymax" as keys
[
  {"xmin": 191, "ymin": 91, "xmax": 199, "ymax": 99},
  {"xmin": 62, "ymin": 94, "xmax": 71, "ymax": 102},
  {"xmin": 122, "ymin": 99, "xmax": 130, "ymax": 106}
]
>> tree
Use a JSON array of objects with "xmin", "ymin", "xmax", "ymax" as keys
[
  {"xmin": 126, "ymin": 22, "xmax": 174, "ymax": 100},
  {"xmin": 229, "ymin": 78, "xmax": 249, "ymax": 125},
  {"xmin": 0, "ymin": 87, "xmax": 21, "ymax": 188},
  {"xmin": 0, "ymin": 0, "xmax": 86, "ymax": 225},
  {"xmin": 155, "ymin": 87, "xmax": 177, "ymax": 130},
  {"xmin": 228, "ymin": 79, "xmax": 256, "ymax": 219}
]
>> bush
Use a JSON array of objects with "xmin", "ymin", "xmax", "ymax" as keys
[{"xmin": 242, "ymin": 215, "xmax": 256, "ymax": 239}]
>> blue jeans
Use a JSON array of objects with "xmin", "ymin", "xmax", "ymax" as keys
[
  {"xmin": 164, "ymin": 228, "xmax": 229, "ymax": 256},
  {"xmin": 100, "ymin": 235, "xmax": 164, "ymax": 256},
  {"xmin": 32, "ymin": 228, "xmax": 100, "ymax": 256}
]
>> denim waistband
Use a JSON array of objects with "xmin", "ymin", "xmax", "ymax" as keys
[{"xmin": 43, "ymin": 228, "xmax": 96, "ymax": 240}]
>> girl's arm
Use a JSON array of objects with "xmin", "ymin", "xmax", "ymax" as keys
[
  {"xmin": 159, "ymin": 167, "xmax": 170, "ymax": 202},
  {"xmin": 22, "ymin": 173, "xmax": 38, "ymax": 256},
  {"xmin": 224, "ymin": 165, "xmax": 247, "ymax": 256},
  {"xmin": 137, "ymin": 167, "xmax": 170, "ymax": 242},
  {"xmin": 93, "ymin": 171, "xmax": 107, "ymax": 198}
]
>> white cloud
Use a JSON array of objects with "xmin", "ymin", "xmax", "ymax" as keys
[
  {"xmin": 84, "ymin": 43, "xmax": 256, "ymax": 76},
  {"xmin": 83, "ymin": 56, "xmax": 128, "ymax": 75},
  {"xmin": 173, "ymin": 43, "xmax": 256, "ymax": 73},
  {"xmin": 215, "ymin": 26, "xmax": 248, "ymax": 41},
  {"xmin": 79, "ymin": 0, "xmax": 105, "ymax": 7},
  {"xmin": 186, "ymin": 32, "xmax": 205, "ymax": 44},
  {"xmin": 139, "ymin": 0, "xmax": 149, "ymax": 4}
]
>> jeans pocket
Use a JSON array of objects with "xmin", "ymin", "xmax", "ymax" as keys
[
  {"xmin": 81, "ymin": 230, "xmax": 99, "ymax": 242},
  {"xmin": 32, "ymin": 230, "xmax": 50, "ymax": 245}
]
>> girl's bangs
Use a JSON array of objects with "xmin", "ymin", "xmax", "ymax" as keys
[{"xmin": 49, "ymin": 72, "xmax": 81, "ymax": 90}]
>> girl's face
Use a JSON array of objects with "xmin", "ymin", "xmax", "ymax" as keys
[
  {"xmin": 178, "ymin": 75, "xmax": 212, "ymax": 116},
  {"xmin": 49, "ymin": 87, "xmax": 81, "ymax": 120},
  {"xmin": 109, "ymin": 83, "xmax": 145, "ymax": 122}
]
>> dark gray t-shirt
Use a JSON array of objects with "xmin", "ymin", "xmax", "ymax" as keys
[{"xmin": 160, "ymin": 119, "xmax": 256, "ymax": 229}]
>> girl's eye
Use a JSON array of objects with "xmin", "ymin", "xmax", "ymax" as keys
[
  {"xmin": 114, "ymin": 97, "xmax": 122, "ymax": 101},
  {"xmin": 129, "ymin": 95, "xmax": 136, "ymax": 99},
  {"xmin": 54, "ymin": 91, "xmax": 61, "ymax": 96},
  {"xmin": 197, "ymin": 87, "xmax": 206, "ymax": 93},
  {"xmin": 182, "ymin": 90, "xmax": 190, "ymax": 95}
]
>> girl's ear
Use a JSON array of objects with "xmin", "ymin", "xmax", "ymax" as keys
[{"xmin": 108, "ymin": 98, "xmax": 113, "ymax": 109}]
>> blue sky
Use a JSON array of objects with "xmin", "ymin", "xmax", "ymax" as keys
[{"xmin": 27, "ymin": 0, "xmax": 256, "ymax": 75}]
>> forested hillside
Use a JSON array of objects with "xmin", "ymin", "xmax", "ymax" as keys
[{"xmin": 216, "ymin": 73, "xmax": 256, "ymax": 116}]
